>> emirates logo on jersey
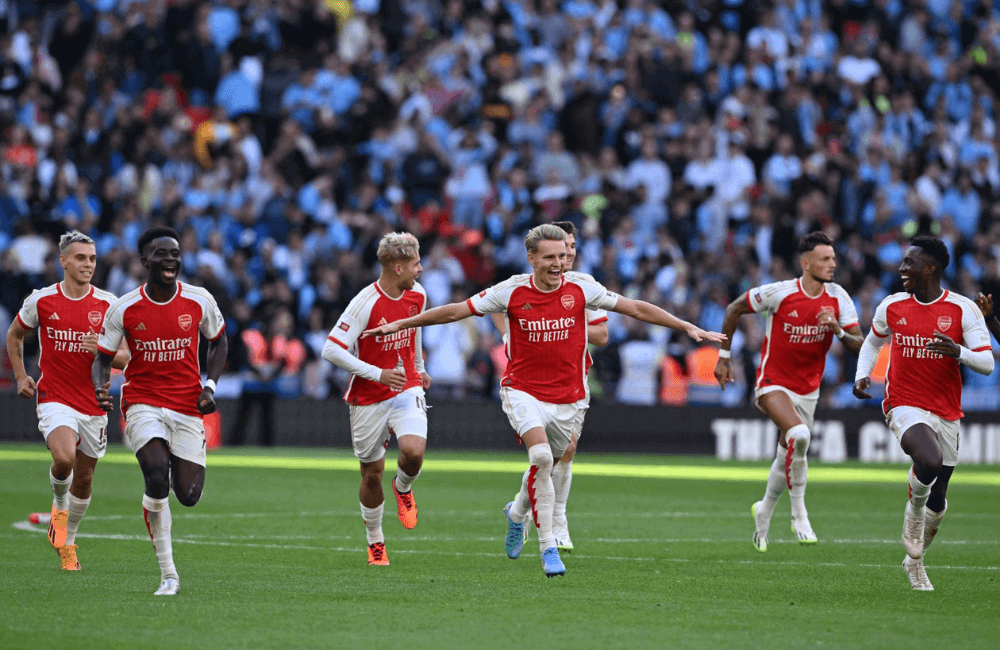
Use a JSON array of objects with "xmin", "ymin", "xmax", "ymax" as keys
[
  {"xmin": 178, "ymin": 314, "xmax": 193, "ymax": 331},
  {"xmin": 409, "ymin": 305, "xmax": 419, "ymax": 317},
  {"xmin": 88, "ymin": 311, "xmax": 102, "ymax": 327},
  {"xmin": 937, "ymin": 316, "xmax": 952, "ymax": 331},
  {"xmin": 561, "ymin": 295, "xmax": 575, "ymax": 310}
]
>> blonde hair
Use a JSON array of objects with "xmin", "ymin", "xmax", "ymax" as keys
[
  {"xmin": 524, "ymin": 223, "xmax": 567, "ymax": 253},
  {"xmin": 59, "ymin": 230, "xmax": 95, "ymax": 255},
  {"xmin": 376, "ymin": 232, "xmax": 420, "ymax": 265}
]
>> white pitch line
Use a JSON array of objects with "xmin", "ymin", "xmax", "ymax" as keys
[{"xmin": 10, "ymin": 522, "xmax": 999, "ymax": 570}]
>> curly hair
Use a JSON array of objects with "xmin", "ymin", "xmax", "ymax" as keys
[
  {"xmin": 137, "ymin": 226, "xmax": 181, "ymax": 256},
  {"xmin": 910, "ymin": 235, "xmax": 950, "ymax": 271}
]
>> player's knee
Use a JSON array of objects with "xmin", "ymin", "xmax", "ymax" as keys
[
  {"xmin": 786, "ymin": 424, "xmax": 810, "ymax": 457},
  {"xmin": 175, "ymin": 486, "xmax": 202, "ymax": 507},
  {"xmin": 527, "ymin": 444, "xmax": 553, "ymax": 474},
  {"xmin": 142, "ymin": 469, "xmax": 170, "ymax": 499}
]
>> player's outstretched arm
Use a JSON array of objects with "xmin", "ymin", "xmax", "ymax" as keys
[
  {"xmin": 92, "ymin": 351, "xmax": 115, "ymax": 412},
  {"xmin": 612, "ymin": 297, "xmax": 726, "ymax": 342},
  {"xmin": 361, "ymin": 301, "xmax": 475, "ymax": 338},
  {"xmin": 714, "ymin": 293, "xmax": 754, "ymax": 389},
  {"xmin": 198, "ymin": 333, "xmax": 228, "ymax": 415},
  {"xmin": 975, "ymin": 293, "xmax": 1000, "ymax": 343},
  {"xmin": 852, "ymin": 330, "xmax": 885, "ymax": 399},
  {"xmin": 6, "ymin": 319, "xmax": 36, "ymax": 398}
]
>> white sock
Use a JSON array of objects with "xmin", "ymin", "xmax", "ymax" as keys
[
  {"xmin": 525, "ymin": 444, "xmax": 555, "ymax": 551},
  {"xmin": 65, "ymin": 494, "xmax": 90, "ymax": 545},
  {"xmin": 360, "ymin": 502, "xmax": 384, "ymax": 545},
  {"xmin": 142, "ymin": 494, "xmax": 178, "ymax": 581},
  {"xmin": 923, "ymin": 500, "xmax": 947, "ymax": 552},
  {"xmin": 394, "ymin": 467, "xmax": 419, "ymax": 494},
  {"xmin": 785, "ymin": 425, "xmax": 810, "ymax": 520},
  {"xmin": 552, "ymin": 461, "xmax": 572, "ymax": 528},
  {"xmin": 509, "ymin": 468, "xmax": 532, "ymax": 523},
  {"xmin": 51, "ymin": 471, "xmax": 72, "ymax": 511},
  {"xmin": 908, "ymin": 468, "xmax": 935, "ymax": 511},
  {"xmin": 758, "ymin": 447, "xmax": 786, "ymax": 519}
]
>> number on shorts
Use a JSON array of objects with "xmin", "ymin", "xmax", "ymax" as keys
[{"xmin": 99, "ymin": 427, "xmax": 107, "ymax": 450}]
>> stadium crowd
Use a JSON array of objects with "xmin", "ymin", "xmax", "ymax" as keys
[{"xmin": 3, "ymin": 0, "xmax": 1000, "ymax": 410}]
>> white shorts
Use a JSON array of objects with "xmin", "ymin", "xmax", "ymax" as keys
[
  {"xmin": 886, "ymin": 406, "xmax": 961, "ymax": 467},
  {"xmin": 348, "ymin": 387, "xmax": 428, "ymax": 463},
  {"xmin": 500, "ymin": 388, "xmax": 588, "ymax": 458},
  {"xmin": 754, "ymin": 385, "xmax": 818, "ymax": 430},
  {"xmin": 124, "ymin": 404, "xmax": 207, "ymax": 467},
  {"xmin": 37, "ymin": 402, "xmax": 109, "ymax": 459}
]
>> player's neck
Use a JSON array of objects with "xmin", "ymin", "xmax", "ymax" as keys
[
  {"xmin": 799, "ymin": 274, "xmax": 823, "ymax": 297},
  {"xmin": 60, "ymin": 279, "xmax": 90, "ymax": 300},
  {"xmin": 377, "ymin": 275, "xmax": 404, "ymax": 299},
  {"xmin": 533, "ymin": 271, "xmax": 561, "ymax": 292},
  {"xmin": 914, "ymin": 283, "xmax": 944, "ymax": 304},
  {"xmin": 145, "ymin": 280, "xmax": 178, "ymax": 303}
]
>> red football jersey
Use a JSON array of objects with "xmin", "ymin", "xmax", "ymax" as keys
[
  {"xmin": 872, "ymin": 291, "xmax": 991, "ymax": 420},
  {"xmin": 17, "ymin": 283, "xmax": 116, "ymax": 415},
  {"xmin": 327, "ymin": 281, "xmax": 427, "ymax": 406},
  {"xmin": 468, "ymin": 272, "xmax": 619, "ymax": 404},
  {"xmin": 748, "ymin": 278, "xmax": 859, "ymax": 396},
  {"xmin": 98, "ymin": 283, "xmax": 225, "ymax": 417}
]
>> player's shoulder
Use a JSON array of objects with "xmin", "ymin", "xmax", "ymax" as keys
[
  {"xmin": 108, "ymin": 286, "xmax": 144, "ymax": 311},
  {"xmin": 343, "ymin": 283, "xmax": 380, "ymax": 316},
  {"xmin": 752, "ymin": 278, "xmax": 797, "ymax": 302},
  {"xmin": 408, "ymin": 281, "xmax": 427, "ymax": 298},
  {"xmin": 487, "ymin": 273, "xmax": 532, "ymax": 294},
  {"xmin": 564, "ymin": 271, "xmax": 598, "ymax": 284},
  {"xmin": 21, "ymin": 284, "xmax": 60, "ymax": 306},
  {"xmin": 879, "ymin": 292, "xmax": 912, "ymax": 309},
  {"xmin": 943, "ymin": 291, "xmax": 983, "ymax": 316},
  {"xmin": 823, "ymin": 282, "xmax": 852, "ymax": 299},
  {"xmin": 179, "ymin": 282, "xmax": 221, "ymax": 305},
  {"xmin": 92, "ymin": 287, "xmax": 118, "ymax": 305}
]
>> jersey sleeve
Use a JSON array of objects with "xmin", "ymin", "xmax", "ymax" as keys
[
  {"xmin": 98, "ymin": 299, "xmax": 126, "ymax": 355},
  {"xmin": 961, "ymin": 300, "xmax": 992, "ymax": 351},
  {"xmin": 587, "ymin": 308, "xmax": 608, "ymax": 325},
  {"xmin": 327, "ymin": 291, "xmax": 373, "ymax": 350},
  {"xmin": 571, "ymin": 273, "xmax": 619, "ymax": 311},
  {"xmin": 466, "ymin": 279, "xmax": 513, "ymax": 315},
  {"xmin": 835, "ymin": 285, "xmax": 860, "ymax": 329},
  {"xmin": 16, "ymin": 291, "xmax": 41, "ymax": 330},
  {"xmin": 746, "ymin": 282, "xmax": 783, "ymax": 314},
  {"xmin": 199, "ymin": 295, "xmax": 226, "ymax": 340},
  {"xmin": 871, "ymin": 298, "xmax": 891, "ymax": 338}
]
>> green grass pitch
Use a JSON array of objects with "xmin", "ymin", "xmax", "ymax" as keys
[{"xmin": 1, "ymin": 443, "xmax": 998, "ymax": 650}]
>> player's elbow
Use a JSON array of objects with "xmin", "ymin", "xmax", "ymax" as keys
[{"xmin": 589, "ymin": 329, "xmax": 609, "ymax": 348}]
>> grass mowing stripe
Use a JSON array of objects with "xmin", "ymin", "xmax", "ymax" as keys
[{"xmin": 3, "ymin": 448, "xmax": 1000, "ymax": 484}]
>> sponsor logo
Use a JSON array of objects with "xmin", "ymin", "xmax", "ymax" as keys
[
  {"xmin": 133, "ymin": 337, "xmax": 193, "ymax": 351},
  {"xmin": 408, "ymin": 305, "xmax": 419, "ymax": 317},
  {"xmin": 517, "ymin": 317, "xmax": 576, "ymax": 332},
  {"xmin": 178, "ymin": 314, "xmax": 193, "ymax": 331},
  {"xmin": 561, "ymin": 295, "xmax": 575, "ymax": 310},
  {"xmin": 788, "ymin": 310, "xmax": 799, "ymax": 318},
  {"xmin": 88, "ymin": 311, "xmax": 102, "ymax": 327},
  {"xmin": 338, "ymin": 322, "xmax": 350, "ymax": 332},
  {"xmin": 136, "ymin": 322, "xmax": 147, "ymax": 331},
  {"xmin": 754, "ymin": 293, "xmax": 763, "ymax": 303},
  {"xmin": 937, "ymin": 316, "xmax": 952, "ymax": 331},
  {"xmin": 897, "ymin": 317, "xmax": 907, "ymax": 325},
  {"xmin": 522, "ymin": 303, "xmax": 533, "ymax": 310},
  {"xmin": 48, "ymin": 312, "xmax": 60, "ymax": 320}
]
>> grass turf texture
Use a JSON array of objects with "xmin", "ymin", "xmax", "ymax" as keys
[{"xmin": 1, "ymin": 443, "xmax": 997, "ymax": 650}]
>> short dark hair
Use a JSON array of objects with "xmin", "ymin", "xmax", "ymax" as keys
[
  {"xmin": 551, "ymin": 221, "xmax": 578, "ymax": 238},
  {"xmin": 910, "ymin": 235, "xmax": 950, "ymax": 271},
  {"xmin": 138, "ymin": 226, "xmax": 181, "ymax": 256},
  {"xmin": 797, "ymin": 231, "xmax": 834, "ymax": 254}
]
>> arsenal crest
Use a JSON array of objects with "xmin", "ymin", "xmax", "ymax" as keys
[
  {"xmin": 409, "ymin": 304, "xmax": 419, "ymax": 317},
  {"xmin": 178, "ymin": 314, "xmax": 193, "ymax": 331},
  {"xmin": 88, "ymin": 311, "xmax": 102, "ymax": 327},
  {"xmin": 561, "ymin": 295, "xmax": 575, "ymax": 310},
  {"xmin": 937, "ymin": 316, "xmax": 952, "ymax": 331}
]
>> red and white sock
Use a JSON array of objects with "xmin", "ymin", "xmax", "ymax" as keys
[
  {"xmin": 785, "ymin": 425, "xmax": 811, "ymax": 520},
  {"xmin": 142, "ymin": 494, "xmax": 178, "ymax": 581},
  {"xmin": 65, "ymin": 494, "xmax": 90, "ymax": 545},
  {"xmin": 360, "ymin": 502, "xmax": 384, "ymax": 545}
]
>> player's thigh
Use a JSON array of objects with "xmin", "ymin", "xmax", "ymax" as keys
[
  {"xmin": 547, "ymin": 400, "xmax": 588, "ymax": 459},
  {"xmin": 37, "ymin": 403, "xmax": 80, "ymax": 460},
  {"xmin": 74, "ymin": 413, "xmax": 109, "ymax": 460},
  {"xmin": 388, "ymin": 388, "xmax": 428, "ymax": 456},
  {"xmin": 887, "ymin": 407, "xmax": 945, "ymax": 463},
  {"xmin": 350, "ymin": 401, "xmax": 392, "ymax": 463},
  {"xmin": 757, "ymin": 388, "xmax": 806, "ymax": 442},
  {"xmin": 501, "ymin": 388, "xmax": 547, "ymax": 440},
  {"xmin": 124, "ymin": 405, "xmax": 171, "ymax": 457},
  {"xmin": 164, "ymin": 408, "xmax": 208, "ymax": 468}
]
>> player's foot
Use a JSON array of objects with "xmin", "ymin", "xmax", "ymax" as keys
[
  {"xmin": 791, "ymin": 517, "xmax": 818, "ymax": 545},
  {"xmin": 751, "ymin": 501, "xmax": 768, "ymax": 553},
  {"xmin": 154, "ymin": 578, "xmax": 180, "ymax": 596},
  {"xmin": 367, "ymin": 542, "xmax": 390, "ymax": 566},
  {"xmin": 541, "ymin": 547, "xmax": 565, "ymax": 577},
  {"xmin": 902, "ymin": 502, "xmax": 925, "ymax": 559},
  {"xmin": 47, "ymin": 505, "xmax": 68, "ymax": 549},
  {"xmin": 392, "ymin": 482, "xmax": 418, "ymax": 529},
  {"xmin": 903, "ymin": 555, "xmax": 933, "ymax": 591},
  {"xmin": 553, "ymin": 527, "xmax": 573, "ymax": 552},
  {"xmin": 58, "ymin": 544, "xmax": 80, "ymax": 571},
  {"xmin": 503, "ymin": 501, "xmax": 525, "ymax": 560}
]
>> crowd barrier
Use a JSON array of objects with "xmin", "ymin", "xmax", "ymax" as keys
[{"xmin": 1, "ymin": 394, "xmax": 997, "ymax": 464}]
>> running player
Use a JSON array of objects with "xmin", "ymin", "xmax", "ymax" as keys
[
  {"xmin": 7, "ymin": 231, "xmax": 125, "ymax": 570},
  {"xmin": 321, "ymin": 232, "xmax": 432, "ymax": 566},
  {"xmin": 362, "ymin": 224, "xmax": 724, "ymax": 577},
  {"xmin": 93, "ymin": 226, "xmax": 228, "ymax": 595},
  {"xmin": 715, "ymin": 232, "xmax": 863, "ymax": 551},
  {"xmin": 853, "ymin": 236, "xmax": 993, "ymax": 591},
  {"xmin": 491, "ymin": 221, "xmax": 607, "ymax": 551}
]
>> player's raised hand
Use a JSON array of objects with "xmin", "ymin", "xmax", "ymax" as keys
[
  {"xmin": 852, "ymin": 377, "xmax": 872, "ymax": 400},
  {"xmin": 816, "ymin": 308, "xmax": 840, "ymax": 334},
  {"xmin": 683, "ymin": 323, "xmax": 727, "ymax": 343},
  {"xmin": 925, "ymin": 331, "xmax": 960, "ymax": 358},
  {"xmin": 197, "ymin": 386, "xmax": 217, "ymax": 415},
  {"xmin": 94, "ymin": 381, "xmax": 113, "ymax": 412},
  {"xmin": 421, "ymin": 372, "xmax": 433, "ymax": 390},
  {"xmin": 16, "ymin": 374, "xmax": 36, "ymax": 398},
  {"xmin": 361, "ymin": 321, "xmax": 403, "ymax": 339},
  {"xmin": 975, "ymin": 293, "xmax": 993, "ymax": 319},
  {"xmin": 379, "ymin": 367, "xmax": 407, "ymax": 391},
  {"xmin": 714, "ymin": 356, "xmax": 734, "ymax": 389},
  {"xmin": 81, "ymin": 328, "xmax": 99, "ymax": 356}
]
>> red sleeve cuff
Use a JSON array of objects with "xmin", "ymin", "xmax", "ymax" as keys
[
  {"xmin": 327, "ymin": 335, "xmax": 348, "ymax": 349},
  {"xmin": 15, "ymin": 313, "xmax": 31, "ymax": 330},
  {"xmin": 466, "ymin": 298, "xmax": 481, "ymax": 316},
  {"xmin": 745, "ymin": 292, "xmax": 756, "ymax": 312},
  {"xmin": 208, "ymin": 325, "xmax": 226, "ymax": 341},
  {"xmin": 842, "ymin": 322, "xmax": 859, "ymax": 332},
  {"xmin": 873, "ymin": 327, "xmax": 890, "ymax": 338},
  {"xmin": 588, "ymin": 316, "xmax": 608, "ymax": 325},
  {"xmin": 97, "ymin": 345, "xmax": 117, "ymax": 356},
  {"xmin": 973, "ymin": 345, "xmax": 992, "ymax": 352}
]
